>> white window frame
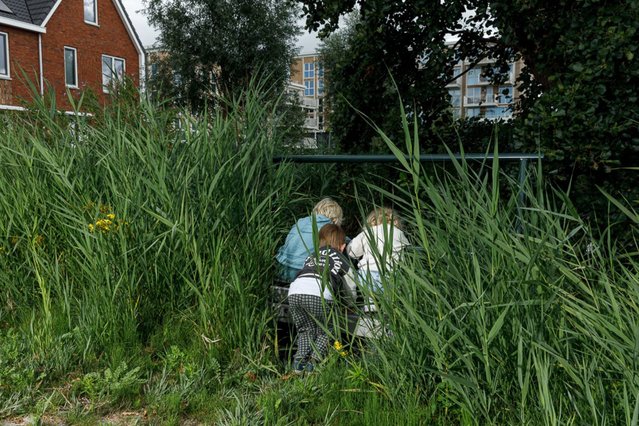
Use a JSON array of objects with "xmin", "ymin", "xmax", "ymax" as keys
[
  {"xmin": 0, "ymin": 32, "xmax": 9, "ymax": 79},
  {"xmin": 64, "ymin": 46, "xmax": 78, "ymax": 88},
  {"xmin": 84, "ymin": 0, "xmax": 98, "ymax": 25},
  {"xmin": 101, "ymin": 54, "xmax": 126, "ymax": 93},
  {"xmin": 304, "ymin": 62, "xmax": 315, "ymax": 79},
  {"xmin": 304, "ymin": 80, "xmax": 314, "ymax": 96}
]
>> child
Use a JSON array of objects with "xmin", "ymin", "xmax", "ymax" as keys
[
  {"xmin": 347, "ymin": 207, "xmax": 408, "ymax": 310},
  {"xmin": 287, "ymin": 224, "xmax": 357, "ymax": 373},
  {"xmin": 276, "ymin": 198, "xmax": 344, "ymax": 282}
]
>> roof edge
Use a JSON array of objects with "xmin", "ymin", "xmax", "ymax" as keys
[
  {"xmin": 0, "ymin": 15, "xmax": 46, "ymax": 32},
  {"xmin": 39, "ymin": 0, "xmax": 62, "ymax": 26},
  {"xmin": 111, "ymin": 0, "xmax": 146, "ymax": 92}
]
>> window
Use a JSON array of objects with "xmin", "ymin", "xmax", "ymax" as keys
[
  {"xmin": 84, "ymin": 0, "xmax": 97, "ymax": 24},
  {"xmin": 466, "ymin": 107, "xmax": 481, "ymax": 118},
  {"xmin": 0, "ymin": 32, "xmax": 8, "ymax": 78},
  {"xmin": 466, "ymin": 67, "xmax": 481, "ymax": 85},
  {"xmin": 304, "ymin": 62, "xmax": 315, "ymax": 78},
  {"xmin": 102, "ymin": 55, "xmax": 125, "ymax": 92},
  {"xmin": 449, "ymin": 88, "xmax": 461, "ymax": 118},
  {"xmin": 64, "ymin": 47, "xmax": 78, "ymax": 88},
  {"xmin": 484, "ymin": 106, "xmax": 511, "ymax": 119},
  {"xmin": 495, "ymin": 86, "xmax": 513, "ymax": 104},
  {"xmin": 317, "ymin": 63, "xmax": 324, "ymax": 77},
  {"xmin": 448, "ymin": 88, "xmax": 461, "ymax": 107},
  {"xmin": 466, "ymin": 87, "xmax": 483, "ymax": 105},
  {"xmin": 304, "ymin": 80, "xmax": 314, "ymax": 96},
  {"xmin": 318, "ymin": 78, "xmax": 324, "ymax": 95},
  {"xmin": 447, "ymin": 66, "xmax": 461, "ymax": 86}
]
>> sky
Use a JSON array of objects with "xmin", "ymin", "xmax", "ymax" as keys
[{"xmin": 120, "ymin": 0, "xmax": 321, "ymax": 54}]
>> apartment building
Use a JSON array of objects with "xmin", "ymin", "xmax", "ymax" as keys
[
  {"xmin": 446, "ymin": 58, "xmax": 524, "ymax": 120},
  {"xmin": 288, "ymin": 51, "xmax": 523, "ymax": 145},
  {"xmin": 289, "ymin": 53, "xmax": 327, "ymax": 135}
]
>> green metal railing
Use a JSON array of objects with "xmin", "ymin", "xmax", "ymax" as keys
[{"xmin": 274, "ymin": 152, "xmax": 544, "ymax": 230}]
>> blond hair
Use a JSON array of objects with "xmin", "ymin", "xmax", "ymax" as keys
[
  {"xmin": 319, "ymin": 223, "xmax": 346, "ymax": 249},
  {"xmin": 313, "ymin": 198, "xmax": 343, "ymax": 226},
  {"xmin": 366, "ymin": 207, "xmax": 401, "ymax": 229}
]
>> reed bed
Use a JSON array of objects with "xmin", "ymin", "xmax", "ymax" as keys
[{"xmin": 0, "ymin": 87, "xmax": 636, "ymax": 424}]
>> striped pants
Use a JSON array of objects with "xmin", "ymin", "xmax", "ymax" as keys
[{"xmin": 288, "ymin": 294, "xmax": 332, "ymax": 364}]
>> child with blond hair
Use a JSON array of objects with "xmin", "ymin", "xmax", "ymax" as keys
[
  {"xmin": 347, "ymin": 207, "xmax": 408, "ymax": 310},
  {"xmin": 276, "ymin": 198, "xmax": 344, "ymax": 281},
  {"xmin": 287, "ymin": 224, "xmax": 357, "ymax": 373}
]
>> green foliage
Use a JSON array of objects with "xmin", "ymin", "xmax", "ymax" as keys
[
  {"xmin": 303, "ymin": 0, "xmax": 639, "ymax": 225},
  {"xmin": 352, "ymin": 107, "xmax": 639, "ymax": 424},
  {"xmin": 146, "ymin": 0, "xmax": 301, "ymax": 111},
  {"xmin": 72, "ymin": 362, "xmax": 144, "ymax": 407},
  {"xmin": 318, "ymin": 7, "xmax": 455, "ymax": 152},
  {"xmin": 1, "ymin": 79, "xmax": 638, "ymax": 424}
]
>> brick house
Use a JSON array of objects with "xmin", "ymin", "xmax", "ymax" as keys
[{"xmin": 0, "ymin": 0, "xmax": 144, "ymax": 111}]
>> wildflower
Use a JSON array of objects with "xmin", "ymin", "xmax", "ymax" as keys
[
  {"xmin": 333, "ymin": 340, "xmax": 348, "ymax": 357},
  {"xmin": 106, "ymin": 213, "xmax": 115, "ymax": 220},
  {"xmin": 88, "ymin": 224, "xmax": 95, "ymax": 232}
]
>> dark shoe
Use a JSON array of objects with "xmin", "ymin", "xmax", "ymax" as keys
[{"xmin": 292, "ymin": 360, "xmax": 306, "ymax": 374}]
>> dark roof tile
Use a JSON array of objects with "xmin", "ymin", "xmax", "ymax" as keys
[
  {"xmin": 26, "ymin": 0, "xmax": 56, "ymax": 25},
  {"xmin": 0, "ymin": 0, "xmax": 32, "ymax": 24}
]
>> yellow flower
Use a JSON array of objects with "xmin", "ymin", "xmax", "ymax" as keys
[
  {"xmin": 106, "ymin": 213, "xmax": 115, "ymax": 220},
  {"xmin": 88, "ymin": 224, "xmax": 95, "ymax": 232},
  {"xmin": 333, "ymin": 341, "xmax": 348, "ymax": 357}
]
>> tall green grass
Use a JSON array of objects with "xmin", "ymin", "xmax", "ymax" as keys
[
  {"xmin": 1, "ymin": 83, "xmax": 637, "ymax": 424},
  {"xmin": 0, "ymin": 84, "xmax": 302, "ymax": 413},
  {"xmin": 350, "ymin": 103, "xmax": 639, "ymax": 424}
]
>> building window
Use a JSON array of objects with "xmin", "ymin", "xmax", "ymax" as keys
[
  {"xmin": 0, "ymin": 32, "xmax": 8, "ymax": 78},
  {"xmin": 304, "ymin": 62, "xmax": 315, "ymax": 79},
  {"xmin": 447, "ymin": 65, "xmax": 461, "ymax": 86},
  {"xmin": 102, "ymin": 54, "xmax": 125, "ymax": 92},
  {"xmin": 449, "ymin": 88, "xmax": 461, "ymax": 118},
  {"xmin": 304, "ymin": 80, "xmax": 314, "ymax": 96},
  {"xmin": 466, "ymin": 87, "xmax": 483, "ymax": 105},
  {"xmin": 484, "ymin": 106, "xmax": 511, "ymax": 119},
  {"xmin": 495, "ymin": 86, "xmax": 513, "ymax": 104},
  {"xmin": 466, "ymin": 67, "xmax": 481, "ymax": 85},
  {"xmin": 318, "ymin": 78, "xmax": 324, "ymax": 95},
  {"xmin": 64, "ymin": 47, "xmax": 78, "ymax": 88},
  {"xmin": 317, "ymin": 62, "xmax": 324, "ymax": 77},
  {"xmin": 84, "ymin": 0, "xmax": 97, "ymax": 24},
  {"xmin": 448, "ymin": 88, "xmax": 461, "ymax": 107}
]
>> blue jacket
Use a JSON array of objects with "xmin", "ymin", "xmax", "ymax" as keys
[{"xmin": 276, "ymin": 214, "xmax": 332, "ymax": 280}]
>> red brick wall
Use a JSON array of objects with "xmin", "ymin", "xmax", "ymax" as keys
[
  {"xmin": 0, "ymin": 25, "xmax": 40, "ymax": 107},
  {"xmin": 41, "ymin": 0, "xmax": 140, "ymax": 110}
]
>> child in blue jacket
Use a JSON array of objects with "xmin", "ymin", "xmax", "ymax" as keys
[{"xmin": 276, "ymin": 198, "xmax": 344, "ymax": 281}]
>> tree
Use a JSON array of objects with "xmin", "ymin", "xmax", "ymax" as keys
[
  {"xmin": 316, "ymin": 2, "xmax": 472, "ymax": 152},
  {"xmin": 303, "ymin": 0, "xmax": 639, "ymax": 223},
  {"xmin": 146, "ymin": 0, "xmax": 301, "ymax": 112}
]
